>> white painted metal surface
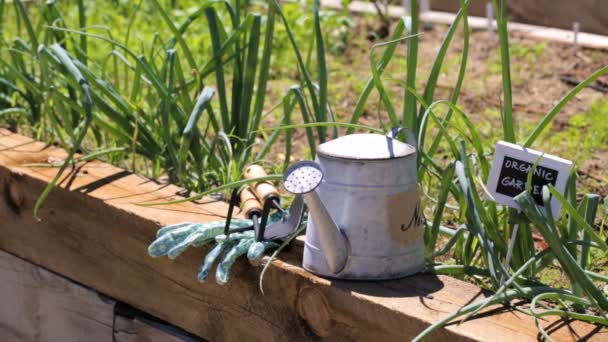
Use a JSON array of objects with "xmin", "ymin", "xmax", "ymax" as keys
[{"xmin": 302, "ymin": 133, "xmax": 424, "ymax": 280}]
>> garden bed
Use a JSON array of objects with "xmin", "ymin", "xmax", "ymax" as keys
[
  {"xmin": 1, "ymin": 128, "xmax": 606, "ymax": 341},
  {"xmin": 263, "ymin": 11, "xmax": 608, "ymax": 196},
  {"xmin": 2, "ymin": 0, "xmax": 608, "ymax": 339}
]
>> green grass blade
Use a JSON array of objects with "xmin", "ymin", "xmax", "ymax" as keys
[
  {"xmin": 369, "ymin": 36, "xmax": 416, "ymax": 127},
  {"xmin": 161, "ymin": 49, "xmax": 180, "ymax": 178},
  {"xmin": 348, "ymin": 18, "xmax": 405, "ymax": 134},
  {"xmin": 565, "ymin": 173, "xmax": 579, "ymax": 248},
  {"xmin": 455, "ymin": 157, "xmax": 506, "ymax": 286},
  {"xmin": 281, "ymin": 95, "xmax": 293, "ymax": 171},
  {"xmin": 427, "ymin": 226, "xmax": 467, "ymax": 260},
  {"xmin": 255, "ymin": 95, "xmax": 294, "ymax": 161},
  {"xmin": 149, "ymin": 0, "xmax": 196, "ymax": 70},
  {"xmin": 425, "ymin": 163, "xmax": 456, "ymax": 258},
  {"xmin": 419, "ymin": 1, "xmax": 470, "ymax": 119},
  {"xmin": 579, "ymin": 195, "xmax": 600, "ymax": 272},
  {"xmin": 34, "ymin": 44, "xmax": 94, "ymax": 220},
  {"xmin": 76, "ymin": 0, "xmax": 87, "ymax": 65},
  {"xmin": 313, "ymin": 0, "xmax": 329, "ymax": 141},
  {"xmin": 173, "ymin": 57, "xmax": 193, "ymax": 110},
  {"xmin": 547, "ymin": 185, "xmax": 608, "ymax": 250},
  {"xmin": 230, "ymin": 14, "xmax": 245, "ymax": 145},
  {"xmin": 237, "ymin": 14, "xmax": 261, "ymax": 144},
  {"xmin": 426, "ymin": 0, "xmax": 469, "ymax": 157},
  {"xmin": 0, "ymin": 58, "xmax": 42, "ymax": 98},
  {"xmin": 524, "ymin": 65, "xmax": 608, "ymax": 147},
  {"xmin": 0, "ymin": 107, "xmax": 28, "ymax": 117},
  {"xmin": 462, "ymin": 248, "xmax": 550, "ymax": 324},
  {"xmin": 289, "ymin": 86, "xmax": 316, "ymax": 156},
  {"xmin": 271, "ymin": 0, "xmax": 321, "ymax": 138},
  {"xmin": 492, "ymin": 0, "xmax": 515, "ymax": 142},
  {"xmin": 248, "ymin": 2, "xmax": 275, "ymax": 146},
  {"xmin": 178, "ymin": 87, "xmax": 215, "ymax": 172},
  {"xmin": 205, "ymin": 7, "xmax": 230, "ymax": 132},
  {"xmin": 418, "ymin": 100, "xmax": 486, "ymax": 169},
  {"xmin": 403, "ymin": 0, "xmax": 419, "ymax": 133},
  {"xmin": 167, "ymin": 1, "xmax": 236, "ymax": 52},
  {"xmin": 0, "ymin": 0, "xmax": 5, "ymax": 45},
  {"xmin": 412, "ymin": 286, "xmax": 561, "ymax": 342},
  {"xmin": 13, "ymin": 0, "xmax": 37, "ymax": 55},
  {"xmin": 515, "ymin": 188, "xmax": 608, "ymax": 310}
]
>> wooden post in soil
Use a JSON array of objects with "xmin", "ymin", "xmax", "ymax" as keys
[{"xmin": 0, "ymin": 128, "xmax": 606, "ymax": 341}]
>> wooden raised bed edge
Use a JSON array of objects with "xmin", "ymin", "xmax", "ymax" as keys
[
  {"xmin": 321, "ymin": 0, "xmax": 608, "ymax": 49},
  {"xmin": 0, "ymin": 128, "xmax": 605, "ymax": 341},
  {"xmin": 0, "ymin": 249, "xmax": 196, "ymax": 341}
]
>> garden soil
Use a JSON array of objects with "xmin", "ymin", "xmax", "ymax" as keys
[{"xmin": 262, "ymin": 17, "xmax": 608, "ymax": 197}]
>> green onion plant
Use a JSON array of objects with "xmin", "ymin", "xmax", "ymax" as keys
[
  {"xmin": 0, "ymin": 0, "xmax": 335, "ymax": 217},
  {"xmin": 356, "ymin": 0, "xmax": 608, "ymax": 339},
  {"xmin": 1, "ymin": 1, "xmax": 608, "ymax": 338}
]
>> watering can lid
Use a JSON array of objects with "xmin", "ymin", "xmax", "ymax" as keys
[{"xmin": 318, "ymin": 133, "xmax": 416, "ymax": 160}]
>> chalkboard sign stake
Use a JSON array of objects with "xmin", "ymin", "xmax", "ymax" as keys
[{"xmin": 500, "ymin": 219, "xmax": 520, "ymax": 287}]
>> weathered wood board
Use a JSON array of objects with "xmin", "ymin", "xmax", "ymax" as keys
[
  {"xmin": 321, "ymin": 0, "xmax": 608, "ymax": 49},
  {"xmin": 0, "ymin": 249, "xmax": 197, "ymax": 342},
  {"xmin": 432, "ymin": 0, "xmax": 608, "ymax": 37},
  {"xmin": 0, "ymin": 249, "xmax": 115, "ymax": 342},
  {"xmin": 0, "ymin": 128, "xmax": 606, "ymax": 341}
]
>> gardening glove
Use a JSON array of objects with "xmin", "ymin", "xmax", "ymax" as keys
[
  {"xmin": 148, "ymin": 215, "xmax": 282, "ymax": 285},
  {"xmin": 198, "ymin": 230, "xmax": 279, "ymax": 285},
  {"xmin": 148, "ymin": 219, "xmax": 251, "ymax": 259}
]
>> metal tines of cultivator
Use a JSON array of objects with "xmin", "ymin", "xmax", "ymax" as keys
[{"xmin": 148, "ymin": 165, "xmax": 304, "ymax": 285}]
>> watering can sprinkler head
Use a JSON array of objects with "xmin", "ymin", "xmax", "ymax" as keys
[
  {"xmin": 283, "ymin": 161, "xmax": 324, "ymax": 195},
  {"xmin": 283, "ymin": 161, "xmax": 349, "ymax": 274}
]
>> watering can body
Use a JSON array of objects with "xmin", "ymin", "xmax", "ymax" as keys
[{"xmin": 302, "ymin": 133, "xmax": 424, "ymax": 280}]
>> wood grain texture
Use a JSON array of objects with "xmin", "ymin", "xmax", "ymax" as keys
[
  {"xmin": 0, "ymin": 250, "xmax": 115, "ymax": 342},
  {"xmin": 0, "ymin": 250, "xmax": 191, "ymax": 342},
  {"xmin": 114, "ymin": 315, "xmax": 194, "ymax": 342},
  {"xmin": 0, "ymin": 128, "xmax": 606, "ymax": 341}
]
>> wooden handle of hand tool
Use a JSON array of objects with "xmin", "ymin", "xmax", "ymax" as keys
[
  {"xmin": 240, "ymin": 187, "xmax": 262, "ymax": 219},
  {"xmin": 244, "ymin": 165, "xmax": 279, "ymax": 202}
]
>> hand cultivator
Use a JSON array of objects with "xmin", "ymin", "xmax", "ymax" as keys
[{"xmin": 148, "ymin": 165, "xmax": 304, "ymax": 285}]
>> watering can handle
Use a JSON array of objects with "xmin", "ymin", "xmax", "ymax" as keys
[{"xmin": 386, "ymin": 127, "xmax": 417, "ymax": 149}]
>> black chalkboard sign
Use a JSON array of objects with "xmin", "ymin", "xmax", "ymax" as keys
[
  {"xmin": 495, "ymin": 156, "xmax": 559, "ymax": 206},
  {"xmin": 486, "ymin": 141, "xmax": 572, "ymax": 219}
]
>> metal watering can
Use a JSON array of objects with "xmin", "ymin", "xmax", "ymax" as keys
[{"xmin": 283, "ymin": 129, "xmax": 424, "ymax": 280}]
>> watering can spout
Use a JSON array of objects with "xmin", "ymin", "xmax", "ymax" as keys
[
  {"xmin": 283, "ymin": 161, "xmax": 348, "ymax": 274},
  {"xmin": 302, "ymin": 189, "xmax": 348, "ymax": 274}
]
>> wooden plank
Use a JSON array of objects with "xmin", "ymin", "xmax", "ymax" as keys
[
  {"xmin": 0, "ymin": 128, "xmax": 606, "ymax": 341},
  {"xmin": 431, "ymin": 0, "xmax": 608, "ymax": 37},
  {"xmin": 113, "ymin": 305, "xmax": 201, "ymax": 342},
  {"xmin": 0, "ymin": 249, "xmax": 193, "ymax": 342},
  {"xmin": 114, "ymin": 317, "xmax": 192, "ymax": 342},
  {"xmin": 319, "ymin": 0, "xmax": 608, "ymax": 49},
  {"xmin": 0, "ymin": 249, "xmax": 115, "ymax": 342}
]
